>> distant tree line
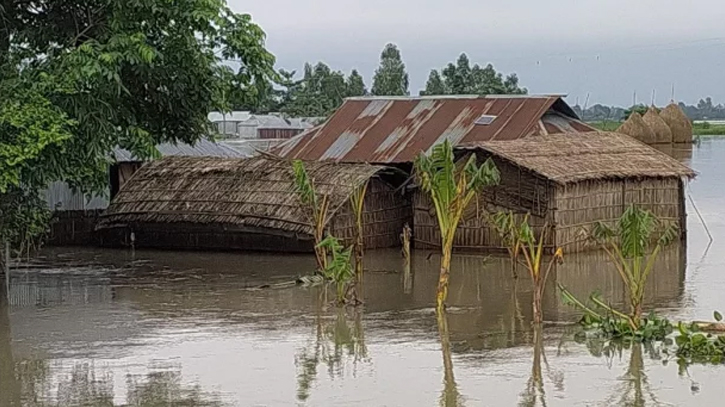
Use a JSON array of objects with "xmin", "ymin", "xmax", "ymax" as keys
[
  {"xmin": 234, "ymin": 43, "xmax": 527, "ymax": 117},
  {"xmin": 574, "ymin": 97, "xmax": 725, "ymax": 122}
]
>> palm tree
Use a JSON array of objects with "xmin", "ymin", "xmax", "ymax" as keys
[
  {"xmin": 590, "ymin": 205, "xmax": 678, "ymax": 328},
  {"xmin": 414, "ymin": 140, "xmax": 500, "ymax": 309}
]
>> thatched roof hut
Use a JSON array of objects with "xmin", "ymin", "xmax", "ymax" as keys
[
  {"xmin": 642, "ymin": 107, "xmax": 673, "ymax": 144},
  {"xmin": 413, "ymin": 132, "xmax": 695, "ymax": 253},
  {"xmin": 617, "ymin": 112, "xmax": 656, "ymax": 144},
  {"xmin": 96, "ymin": 156, "xmax": 411, "ymax": 252},
  {"xmin": 660, "ymin": 103, "xmax": 693, "ymax": 143}
]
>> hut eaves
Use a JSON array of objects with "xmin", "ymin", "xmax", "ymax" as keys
[
  {"xmin": 96, "ymin": 156, "xmax": 385, "ymax": 235},
  {"xmin": 458, "ymin": 131, "xmax": 695, "ymax": 185},
  {"xmin": 274, "ymin": 95, "xmax": 594, "ymax": 163}
]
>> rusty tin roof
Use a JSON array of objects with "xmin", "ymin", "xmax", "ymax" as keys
[{"xmin": 275, "ymin": 95, "xmax": 594, "ymax": 163}]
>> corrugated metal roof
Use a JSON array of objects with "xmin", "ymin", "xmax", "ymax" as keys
[
  {"xmin": 275, "ymin": 96, "xmax": 594, "ymax": 163},
  {"xmin": 114, "ymin": 138, "xmax": 244, "ymax": 162}
]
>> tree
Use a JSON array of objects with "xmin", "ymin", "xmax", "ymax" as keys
[
  {"xmin": 371, "ymin": 43, "xmax": 409, "ymax": 96},
  {"xmin": 433, "ymin": 53, "xmax": 527, "ymax": 95},
  {"xmin": 414, "ymin": 141, "xmax": 500, "ymax": 309},
  {"xmin": 346, "ymin": 69, "xmax": 367, "ymax": 97},
  {"xmin": 421, "ymin": 70, "xmax": 447, "ymax": 96},
  {"xmin": 282, "ymin": 62, "xmax": 348, "ymax": 117},
  {"xmin": 0, "ymin": 0, "xmax": 276, "ymax": 254}
]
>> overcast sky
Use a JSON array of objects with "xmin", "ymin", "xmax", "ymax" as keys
[{"xmin": 229, "ymin": 0, "xmax": 725, "ymax": 106}]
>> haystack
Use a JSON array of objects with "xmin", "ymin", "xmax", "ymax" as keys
[
  {"xmin": 617, "ymin": 112, "xmax": 656, "ymax": 144},
  {"xmin": 660, "ymin": 103, "xmax": 693, "ymax": 143},
  {"xmin": 642, "ymin": 107, "xmax": 672, "ymax": 144}
]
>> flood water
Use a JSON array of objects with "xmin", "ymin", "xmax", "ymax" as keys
[{"xmin": 0, "ymin": 139, "xmax": 723, "ymax": 406}]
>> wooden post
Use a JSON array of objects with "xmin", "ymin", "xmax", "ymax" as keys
[{"xmin": 3, "ymin": 240, "xmax": 9, "ymax": 298}]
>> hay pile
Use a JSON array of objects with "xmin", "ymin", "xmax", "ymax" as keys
[
  {"xmin": 642, "ymin": 107, "xmax": 672, "ymax": 144},
  {"xmin": 660, "ymin": 103, "xmax": 693, "ymax": 143},
  {"xmin": 617, "ymin": 112, "xmax": 656, "ymax": 144}
]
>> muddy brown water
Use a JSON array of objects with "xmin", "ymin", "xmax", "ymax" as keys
[{"xmin": 0, "ymin": 140, "xmax": 723, "ymax": 406}]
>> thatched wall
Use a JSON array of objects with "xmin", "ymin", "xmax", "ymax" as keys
[
  {"xmin": 553, "ymin": 177, "xmax": 685, "ymax": 252},
  {"xmin": 329, "ymin": 178, "xmax": 411, "ymax": 249},
  {"xmin": 97, "ymin": 156, "xmax": 410, "ymax": 252},
  {"xmin": 414, "ymin": 132, "xmax": 693, "ymax": 254},
  {"xmin": 413, "ymin": 156, "xmax": 554, "ymax": 252}
]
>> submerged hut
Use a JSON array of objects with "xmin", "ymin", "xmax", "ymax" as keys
[
  {"xmin": 617, "ymin": 112, "xmax": 656, "ymax": 144},
  {"xmin": 96, "ymin": 156, "xmax": 411, "ymax": 252},
  {"xmin": 660, "ymin": 103, "xmax": 693, "ymax": 143},
  {"xmin": 642, "ymin": 107, "xmax": 673, "ymax": 144},
  {"xmin": 413, "ymin": 132, "xmax": 695, "ymax": 253}
]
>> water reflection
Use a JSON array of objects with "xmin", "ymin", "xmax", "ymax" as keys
[
  {"xmin": 296, "ymin": 294, "xmax": 369, "ymax": 402},
  {"xmin": 15, "ymin": 361, "xmax": 224, "ymax": 407},
  {"xmin": 602, "ymin": 343, "xmax": 664, "ymax": 407},
  {"xmin": 520, "ymin": 325, "xmax": 546, "ymax": 407},
  {"xmin": 437, "ymin": 309, "xmax": 464, "ymax": 407},
  {"xmin": 1, "ymin": 281, "xmax": 22, "ymax": 407}
]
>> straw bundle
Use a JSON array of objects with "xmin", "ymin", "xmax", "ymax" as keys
[
  {"xmin": 660, "ymin": 103, "xmax": 693, "ymax": 143},
  {"xmin": 617, "ymin": 112, "xmax": 656, "ymax": 144},
  {"xmin": 642, "ymin": 107, "xmax": 673, "ymax": 144}
]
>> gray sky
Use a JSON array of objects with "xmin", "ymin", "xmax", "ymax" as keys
[{"xmin": 229, "ymin": 0, "xmax": 725, "ymax": 106}]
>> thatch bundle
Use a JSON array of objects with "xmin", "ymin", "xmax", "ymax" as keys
[
  {"xmin": 642, "ymin": 107, "xmax": 672, "ymax": 144},
  {"xmin": 617, "ymin": 112, "xmax": 656, "ymax": 144},
  {"xmin": 660, "ymin": 103, "xmax": 693, "ymax": 143}
]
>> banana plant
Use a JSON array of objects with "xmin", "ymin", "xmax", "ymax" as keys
[
  {"xmin": 349, "ymin": 182, "xmax": 368, "ymax": 280},
  {"xmin": 590, "ymin": 204, "xmax": 678, "ymax": 328},
  {"xmin": 414, "ymin": 140, "xmax": 500, "ymax": 310},
  {"xmin": 292, "ymin": 160, "xmax": 331, "ymax": 271},
  {"xmin": 490, "ymin": 210, "xmax": 527, "ymax": 278},
  {"xmin": 317, "ymin": 235, "xmax": 355, "ymax": 304}
]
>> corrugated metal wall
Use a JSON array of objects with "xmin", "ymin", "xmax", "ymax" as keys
[{"xmin": 42, "ymin": 181, "xmax": 109, "ymax": 211}]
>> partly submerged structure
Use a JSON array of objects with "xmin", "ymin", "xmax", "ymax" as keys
[
  {"xmin": 413, "ymin": 132, "xmax": 695, "ymax": 253},
  {"xmin": 275, "ymin": 95, "xmax": 594, "ymax": 164},
  {"xmin": 96, "ymin": 156, "xmax": 411, "ymax": 252}
]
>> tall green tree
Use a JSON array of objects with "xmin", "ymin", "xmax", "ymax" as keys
[
  {"xmin": 371, "ymin": 43, "xmax": 409, "ymax": 96},
  {"xmin": 427, "ymin": 53, "xmax": 527, "ymax": 96},
  {"xmin": 0, "ymin": 0, "xmax": 276, "ymax": 253},
  {"xmin": 346, "ymin": 69, "xmax": 367, "ymax": 97},
  {"xmin": 420, "ymin": 70, "xmax": 447, "ymax": 96},
  {"xmin": 282, "ymin": 62, "xmax": 358, "ymax": 117}
]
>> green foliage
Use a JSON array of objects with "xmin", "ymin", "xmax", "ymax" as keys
[
  {"xmin": 292, "ymin": 160, "xmax": 330, "ymax": 271},
  {"xmin": 317, "ymin": 235, "xmax": 355, "ymax": 304},
  {"xmin": 589, "ymin": 205, "xmax": 678, "ymax": 326},
  {"xmin": 420, "ymin": 70, "xmax": 447, "ymax": 96},
  {"xmin": 673, "ymin": 322, "xmax": 725, "ymax": 365},
  {"xmin": 0, "ymin": 187, "xmax": 52, "ymax": 257},
  {"xmin": 560, "ymin": 284, "xmax": 674, "ymax": 341},
  {"xmin": 423, "ymin": 53, "xmax": 527, "ymax": 96},
  {"xmin": 415, "ymin": 142, "xmax": 500, "ymax": 241},
  {"xmin": 414, "ymin": 141, "xmax": 499, "ymax": 307},
  {"xmin": 371, "ymin": 43, "xmax": 409, "ymax": 96},
  {"xmin": 292, "ymin": 160, "xmax": 317, "ymax": 207},
  {"xmin": 281, "ymin": 63, "xmax": 365, "ymax": 117},
  {"xmin": 346, "ymin": 70, "xmax": 367, "ymax": 97},
  {"xmin": 0, "ymin": 0, "xmax": 276, "ymax": 251}
]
